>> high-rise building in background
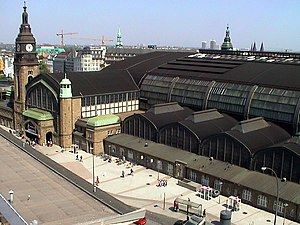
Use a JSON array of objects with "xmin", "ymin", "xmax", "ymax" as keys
[
  {"xmin": 201, "ymin": 41, "xmax": 207, "ymax": 49},
  {"xmin": 73, "ymin": 46, "xmax": 106, "ymax": 71},
  {"xmin": 210, "ymin": 40, "xmax": 217, "ymax": 50}
]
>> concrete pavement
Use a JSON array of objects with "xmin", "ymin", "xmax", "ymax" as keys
[
  {"xmin": 0, "ymin": 135, "xmax": 117, "ymax": 225},
  {"xmin": 35, "ymin": 143, "xmax": 298, "ymax": 225}
]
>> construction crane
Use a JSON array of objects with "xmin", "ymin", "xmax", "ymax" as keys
[
  {"xmin": 56, "ymin": 30, "xmax": 78, "ymax": 48},
  {"xmin": 72, "ymin": 36, "xmax": 113, "ymax": 46}
]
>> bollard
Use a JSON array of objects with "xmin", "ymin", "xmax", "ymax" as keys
[
  {"xmin": 220, "ymin": 210, "xmax": 231, "ymax": 225},
  {"xmin": 9, "ymin": 190, "xmax": 14, "ymax": 203}
]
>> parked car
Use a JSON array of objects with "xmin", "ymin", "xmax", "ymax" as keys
[{"xmin": 134, "ymin": 217, "xmax": 148, "ymax": 225}]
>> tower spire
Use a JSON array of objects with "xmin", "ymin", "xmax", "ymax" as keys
[
  {"xmin": 253, "ymin": 42, "xmax": 257, "ymax": 51},
  {"xmin": 22, "ymin": 1, "xmax": 29, "ymax": 24},
  {"xmin": 221, "ymin": 24, "xmax": 233, "ymax": 50},
  {"xmin": 116, "ymin": 27, "xmax": 123, "ymax": 48},
  {"xmin": 260, "ymin": 42, "xmax": 264, "ymax": 52}
]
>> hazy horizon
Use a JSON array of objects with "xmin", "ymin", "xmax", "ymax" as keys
[{"xmin": 2, "ymin": 0, "xmax": 300, "ymax": 51}]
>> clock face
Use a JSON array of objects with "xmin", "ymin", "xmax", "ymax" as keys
[{"xmin": 26, "ymin": 44, "xmax": 33, "ymax": 52}]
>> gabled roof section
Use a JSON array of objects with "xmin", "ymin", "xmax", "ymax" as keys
[
  {"xmin": 26, "ymin": 74, "xmax": 60, "ymax": 99},
  {"xmin": 143, "ymin": 102, "xmax": 193, "ymax": 129},
  {"xmin": 49, "ymin": 70, "xmax": 139, "ymax": 97},
  {"xmin": 186, "ymin": 109, "xmax": 223, "ymax": 123},
  {"xmin": 147, "ymin": 102, "xmax": 184, "ymax": 115},
  {"xmin": 231, "ymin": 117, "xmax": 269, "ymax": 133},
  {"xmin": 179, "ymin": 110, "xmax": 237, "ymax": 140},
  {"xmin": 226, "ymin": 118, "xmax": 291, "ymax": 154}
]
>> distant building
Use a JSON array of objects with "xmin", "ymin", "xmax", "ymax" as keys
[
  {"xmin": 209, "ymin": 40, "xmax": 217, "ymax": 50},
  {"xmin": 0, "ymin": 54, "xmax": 14, "ymax": 78},
  {"xmin": 105, "ymin": 47, "xmax": 155, "ymax": 66},
  {"xmin": 53, "ymin": 52, "xmax": 74, "ymax": 73},
  {"xmin": 201, "ymin": 41, "xmax": 207, "ymax": 49},
  {"xmin": 36, "ymin": 45, "xmax": 65, "ymax": 55},
  {"xmin": 73, "ymin": 46, "xmax": 106, "ymax": 71},
  {"xmin": 0, "ymin": 57, "xmax": 4, "ymax": 74}
]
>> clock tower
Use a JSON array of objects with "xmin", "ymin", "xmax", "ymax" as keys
[{"xmin": 14, "ymin": 2, "xmax": 39, "ymax": 130}]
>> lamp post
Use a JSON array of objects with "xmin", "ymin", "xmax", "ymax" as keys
[
  {"xmin": 261, "ymin": 166, "xmax": 279, "ymax": 225},
  {"xmin": 91, "ymin": 145, "xmax": 96, "ymax": 192},
  {"xmin": 283, "ymin": 203, "xmax": 288, "ymax": 225},
  {"xmin": 219, "ymin": 181, "xmax": 223, "ymax": 204}
]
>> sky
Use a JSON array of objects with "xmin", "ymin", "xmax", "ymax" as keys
[{"xmin": 1, "ymin": 0, "xmax": 300, "ymax": 51}]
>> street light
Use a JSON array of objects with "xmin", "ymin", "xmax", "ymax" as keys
[
  {"xmin": 91, "ymin": 145, "xmax": 96, "ymax": 192},
  {"xmin": 283, "ymin": 203, "xmax": 288, "ymax": 225},
  {"xmin": 261, "ymin": 166, "xmax": 279, "ymax": 225},
  {"xmin": 219, "ymin": 181, "xmax": 223, "ymax": 204}
]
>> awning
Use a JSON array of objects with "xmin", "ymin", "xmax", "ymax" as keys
[
  {"xmin": 25, "ymin": 129, "xmax": 38, "ymax": 136},
  {"xmin": 175, "ymin": 197, "xmax": 201, "ymax": 208},
  {"xmin": 22, "ymin": 108, "xmax": 53, "ymax": 121}
]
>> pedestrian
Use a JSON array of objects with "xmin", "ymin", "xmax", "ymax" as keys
[
  {"xmin": 27, "ymin": 194, "xmax": 31, "ymax": 200},
  {"xmin": 174, "ymin": 200, "xmax": 179, "ymax": 212},
  {"xmin": 80, "ymin": 156, "xmax": 83, "ymax": 162},
  {"xmin": 130, "ymin": 168, "xmax": 134, "ymax": 175},
  {"xmin": 96, "ymin": 176, "xmax": 99, "ymax": 185},
  {"xmin": 203, "ymin": 209, "xmax": 206, "ymax": 217},
  {"xmin": 76, "ymin": 155, "xmax": 79, "ymax": 160},
  {"xmin": 121, "ymin": 170, "xmax": 125, "ymax": 178}
]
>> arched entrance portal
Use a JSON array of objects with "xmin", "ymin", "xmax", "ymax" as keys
[
  {"xmin": 24, "ymin": 121, "xmax": 39, "ymax": 142},
  {"xmin": 46, "ymin": 132, "xmax": 53, "ymax": 146}
]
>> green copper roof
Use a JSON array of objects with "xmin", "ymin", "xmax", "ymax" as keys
[
  {"xmin": 36, "ymin": 47, "xmax": 65, "ymax": 54},
  {"xmin": 87, "ymin": 114, "xmax": 121, "ymax": 127},
  {"xmin": 22, "ymin": 108, "xmax": 53, "ymax": 121},
  {"xmin": 221, "ymin": 25, "xmax": 233, "ymax": 50}
]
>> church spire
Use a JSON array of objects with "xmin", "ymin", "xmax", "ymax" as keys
[
  {"xmin": 260, "ymin": 42, "xmax": 264, "ymax": 52},
  {"xmin": 116, "ymin": 27, "xmax": 123, "ymax": 48},
  {"xmin": 252, "ymin": 42, "xmax": 257, "ymax": 51},
  {"xmin": 221, "ymin": 24, "xmax": 233, "ymax": 50}
]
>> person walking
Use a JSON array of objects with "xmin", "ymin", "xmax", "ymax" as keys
[{"xmin": 121, "ymin": 170, "xmax": 125, "ymax": 178}]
